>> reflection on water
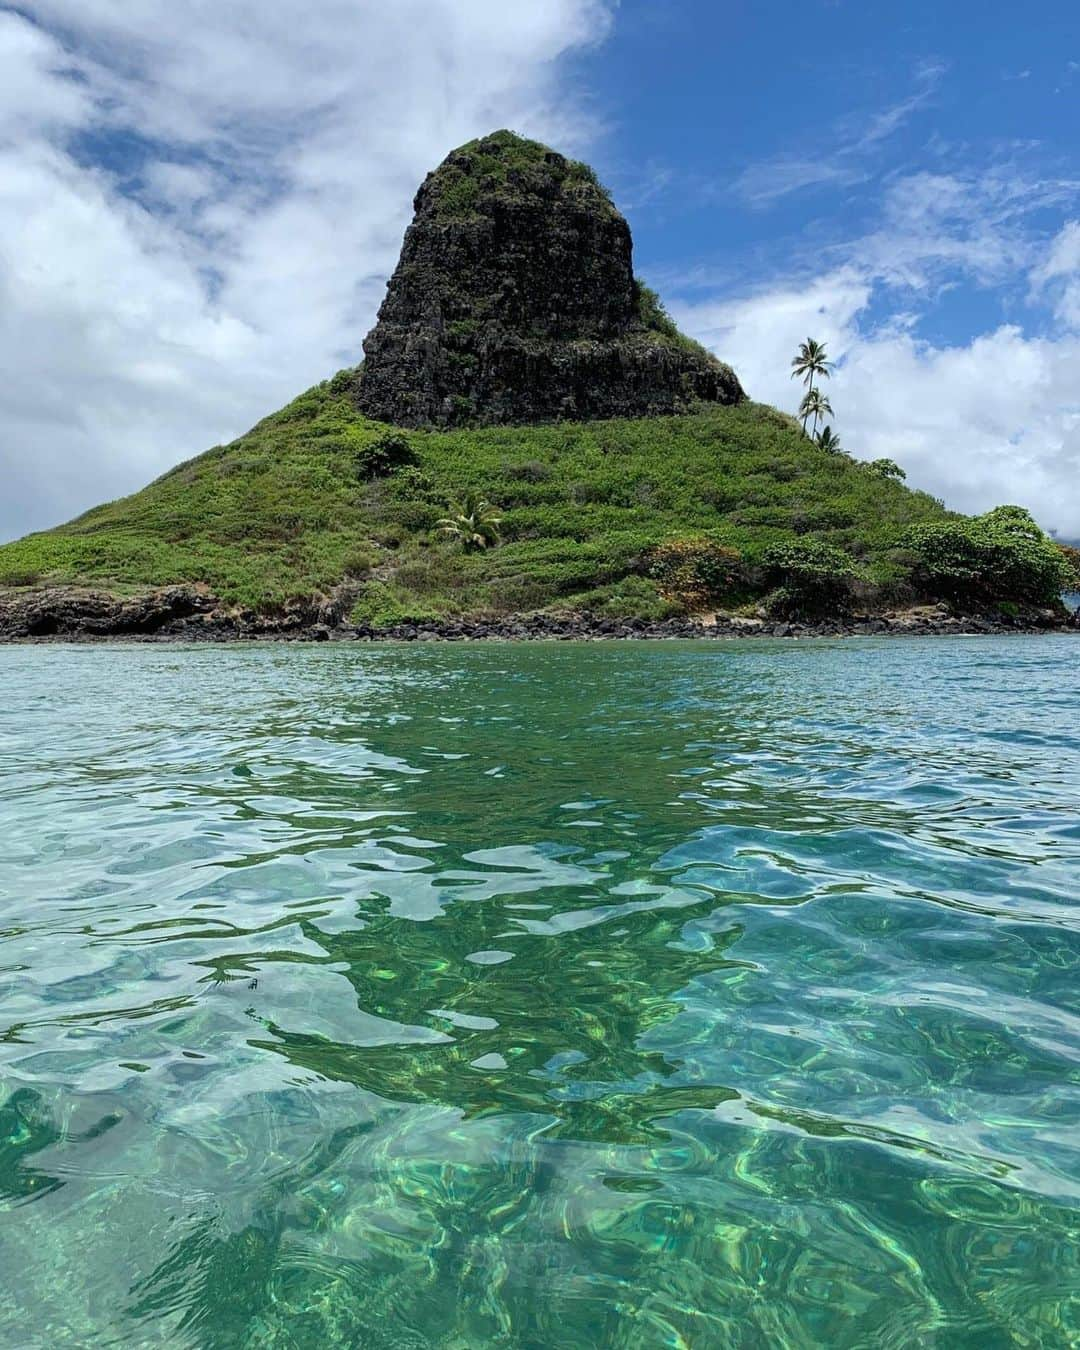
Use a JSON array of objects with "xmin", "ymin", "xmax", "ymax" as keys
[{"xmin": 1, "ymin": 638, "xmax": 1078, "ymax": 1347}]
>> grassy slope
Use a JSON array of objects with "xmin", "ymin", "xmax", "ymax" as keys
[{"xmin": 0, "ymin": 374, "xmax": 952, "ymax": 621}]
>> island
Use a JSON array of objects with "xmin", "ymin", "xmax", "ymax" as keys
[{"xmin": 1, "ymin": 131, "xmax": 1076, "ymax": 641}]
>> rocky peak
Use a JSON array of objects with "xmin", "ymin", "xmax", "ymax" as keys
[{"xmin": 355, "ymin": 130, "xmax": 744, "ymax": 427}]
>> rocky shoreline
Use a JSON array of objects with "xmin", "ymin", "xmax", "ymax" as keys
[{"xmin": 1, "ymin": 585, "xmax": 1077, "ymax": 644}]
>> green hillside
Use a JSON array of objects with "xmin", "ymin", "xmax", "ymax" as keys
[
  {"xmin": 0, "ymin": 373, "xmax": 978, "ymax": 624},
  {"xmin": 5, "ymin": 122, "xmax": 1073, "ymax": 633}
]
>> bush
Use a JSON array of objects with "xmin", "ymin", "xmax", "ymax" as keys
[
  {"xmin": 487, "ymin": 575, "xmax": 557, "ymax": 612},
  {"xmin": 560, "ymin": 575, "xmax": 678, "ymax": 620},
  {"xmin": 646, "ymin": 538, "xmax": 744, "ymax": 608},
  {"xmin": 1056, "ymin": 542, "xmax": 1080, "ymax": 590},
  {"xmin": 354, "ymin": 432, "xmax": 418, "ymax": 480},
  {"xmin": 390, "ymin": 465, "xmax": 438, "ymax": 499},
  {"xmin": 569, "ymin": 480, "xmax": 617, "ymax": 505},
  {"xmin": 760, "ymin": 539, "xmax": 860, "ymax": 615},
  {"xmin": 0, "ymin": 381, "xmax": 963, "ymax": 617},
  {"xmin": 386, "ymin": 500, "xmax": 441, "ymax": 533},
  {"xmin": 327, "ymin": 368, "xmax": 358, "ymax": 395},
  {"xmin": 900, "ymin": 507, "xmax": 1070, "ymax": 605},
  {"xmin": 866, "ymin": 458, "xmax": 906, "ymax": 482},
  {"xmin": 502, "ymin": 459, "xmax": 552, "ymax": 482},
  {"xmin": 340, "ymin": 547, "xmax": 378, "ymax": 577},
  {"xmin": 350, "ymin": 581, "xmax": 445, "ymax": 628},
  {"xmin": 634, "ymin": 281, "xmax": 680, "ymax": 339}
]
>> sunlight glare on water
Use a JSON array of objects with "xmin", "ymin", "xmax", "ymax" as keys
[{"xmin": 0, "ymin": 638, "xmax": 1078, "ymax": 1347}]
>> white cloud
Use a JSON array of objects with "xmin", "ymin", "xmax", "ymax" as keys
[
  {"xmin": 0, "ymin": 10, "xmax": 89, "ymax": 134},
  {"xmin": 733, "ymin": 157, "xmax": 867, "ymax": 208},
  {"xmin": 0, "ymin": 1, "xmax": 613, "ymax": 539},
  {"xmin": 1030, "ymin": 220, "xmax": 1080, "ymax": 327}
]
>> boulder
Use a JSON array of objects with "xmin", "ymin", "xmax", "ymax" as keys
[{"xmin": 355, "ymin": 131, "xmax": 744, "ymax": 427}]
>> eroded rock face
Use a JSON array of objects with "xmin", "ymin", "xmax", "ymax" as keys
[
  {"xmin": 0, "ymin": 585, "xmax": 213, "ymax": 638},
  {"xmin": 355, "ymin": 131, "xmax": 744, "ymax": 427}
]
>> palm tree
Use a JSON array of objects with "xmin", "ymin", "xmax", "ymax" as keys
[
  {"xmin": 438, "ymin": 491, "xmax": 502, "ymax": 551},
  {"xmin": 791, "ymin": 338, "xmax": 834, "ymax": 433},
  {"xmin": 816, "ymin": 425, "xmax": 842, "ymax": 454},
  {"xmin": 799, "ymin": 389, "xmax": 834, "ymax": 440}
]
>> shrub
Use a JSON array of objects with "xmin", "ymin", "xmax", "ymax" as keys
[
  {"xmin": 789, "ymin": 504, "xmax": 857, "ymax": 533},
  {"xmin": 866, "ymin": 458, "xmax": 906, "ymax": 482},
  {"xmin": 763, "ymin": 460, "xmax": 799, "ymax": 482},
  {"xmin": 503, "ymin": 459, "xmax": 552, "ymax": 483},
  {"xmin": 394, "ymin": 554, "xmax": 466, "ymax": 591},
  {"xmin": 350, "ymin": 582, "xmax": 445, "ymax": 628},
  {"xmin": 760, "ymin": 539, "xmax": 860, "ymax": 615},
  {"xmin": 340, "ymin": 547, "xmax": 378, "ymax": 577},
  {"xmin": 487, "ymin": 575, "xmax": 556, "ymax": 612},
  {"xmin": 390, "ymin": 465, "xmax": 438, "ymax": 499},
  {"xmin": 900, "ymin": 507, "xmax": 1070, "ymax": 605},
  {"xmin": 387, "ymin": 500, "xmax": 441, "ymax": 533},
  {"xmin": 634, "ymin": 281, "xmax": 680, "ymax": 339},
  {"xmin": 1056, "ymin": 542, "xmax": 1080, "ymax": 589},
  {"xmin": 560, "ymin": 575, "xmax": 678, "ymax": 620},
  {"xmin": 569, "ymin": 480, "xmax": 616, "ymax": 505},
  {"xmin": 0, "ymin": 380, "xmax": 965, "ymax": 618},
  {"xmin": 646, "ymin": 538, "xmax": 744, "ymax": 608},
  {"xmin": 700, "ymin": 483, "xmax": 735, "ymax": 510},
  {"xmin": 328, "ymin": 368, "xmax": 357, "ymax": 395},
  {"xmin": 0, "ymin": 567, "xmax": 41, "ymax": 587},
  {"xmin": 355, "ymin": 431, "xmax": 418, "ymax": 480}
]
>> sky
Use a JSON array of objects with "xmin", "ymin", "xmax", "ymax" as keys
[{"xmin": 2, "ymin": 0, "xmax": 1079, "ymax": 541}]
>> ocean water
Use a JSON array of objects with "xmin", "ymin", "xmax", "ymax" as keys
[{"xmin": 1, "ymin": 637, "xmax": 1078, "ymax": 1349}]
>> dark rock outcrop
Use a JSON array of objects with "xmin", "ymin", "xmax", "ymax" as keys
[
  {"xmin": 355, "ymin": 131, "xmax": 744, "ymax": 427},
  {"xmin": 3, "ymin": 585, "xmax": 1072, "ymax": 644},
  {"xmin": 0, "ymin": 585, "xmax": 213, "ymax": 639}
]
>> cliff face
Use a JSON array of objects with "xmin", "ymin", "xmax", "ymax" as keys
[{"xmin": 355, "ymin": 131, "xmax": 744, "ymax": 427}]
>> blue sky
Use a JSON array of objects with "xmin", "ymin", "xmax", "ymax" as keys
[
  {"xmin": 1, "ymin": 0, "xmax": 1079, "ymax": 540},
  {"xmin": 587, "ymin": 0, "xmax": 1080, "ymax": 343}
]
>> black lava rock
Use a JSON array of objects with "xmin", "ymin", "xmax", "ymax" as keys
[{"xmin": 354, "ymin": 131, "xmax": 744, "ymax": 428}]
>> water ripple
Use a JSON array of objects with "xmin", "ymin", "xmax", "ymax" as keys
[{"xmin": 1, "ymin": 637, "xmax": 1078, "ymax": 1347}]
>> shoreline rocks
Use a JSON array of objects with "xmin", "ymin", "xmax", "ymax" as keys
[{"xmin": 2, "ymin": 586, "xmax": 1076, "ymax": 644}]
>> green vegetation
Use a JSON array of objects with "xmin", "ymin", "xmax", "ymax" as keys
[
  {"xmin": 0, "ymin": 374, "xmax": 1060, "ymax": 623},
  {"xmin": 430, "ymin": 130, "xmax": 611, "ymax": 222},
  {"xmin": 632, "ymin": 279, "xmax": 724, "ymax": 366},
  {"xmin": 633, "ymin": 282, "xmax": 680, "ymax": 339},
  {"xmin": 354, "ymin": 430, "xmax": 418, "ymax": 480},
  {"xmin": 646, "ymin": 538, "xmax": 745, "ymax": 609},
  {"xmin": 1057, "ymin": 542, "xmax": 1080, "ymax": 589},
  {"xmin": 899, "ymin": 507, "xmax": 1072, "ymax": 606},
  {"xmin": 761, "ymin": 538, "xmax": 861, "ymax": 617},
  {"xmin": 816, "ymin": 426, "xmax": 843, "ymax": 454}
]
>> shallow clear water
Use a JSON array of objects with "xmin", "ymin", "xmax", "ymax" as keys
[{"xmin": 1, "ymin": 638, "xmax": 1078, "ymax": 1348}]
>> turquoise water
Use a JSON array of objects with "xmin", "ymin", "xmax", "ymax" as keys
[{"xmin": 1, "ymin": 638, "xmax": 1078, "ymax": 1348}]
